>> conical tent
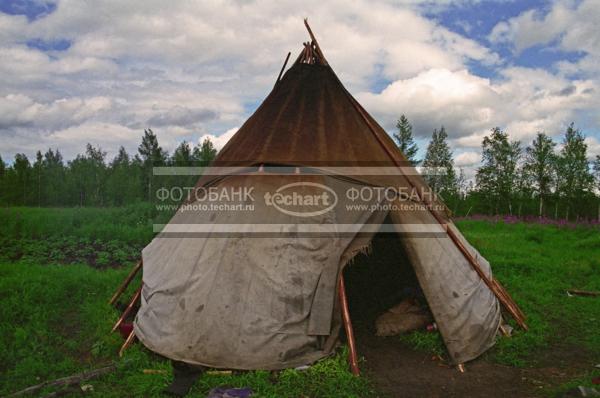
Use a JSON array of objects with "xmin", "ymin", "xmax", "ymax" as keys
[{"xmin": 133, "ymin": 23, "xmax": 523, "ymax": 369}]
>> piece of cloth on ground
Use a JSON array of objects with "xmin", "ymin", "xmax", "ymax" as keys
[{"xmin": 375, "ymin": 298, "xmax": 433, "ymax": 336}]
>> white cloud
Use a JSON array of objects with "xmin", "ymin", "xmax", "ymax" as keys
[
  {"xmin": 0, "ymin": 94, "xmax": 112, "ymax": 130},
  {"xmin": 489, "ymin": 0, "xmax": 600, "ymax": 79},
  {"xmin": 359, "ymin": 65, "xmax": 597, "ymax": 148},
  {"xmin": 455, "ymin": 151, "xmax": 480, "ymax": 167},
  {"xmin": 0, "ymin": 0, "xmax": 597, "ymax": 173},
  {"xmin": 198, "ymin": 127, "xmax": 238, "ymax": 151},
  {"xmin": 586, "ymin": 136, "xmax": 600, "ymax": 159}
]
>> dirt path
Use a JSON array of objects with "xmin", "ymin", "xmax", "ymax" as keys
[{"xmin": 357, "ymin": 331, "xmax": 580, "ymax": 398}]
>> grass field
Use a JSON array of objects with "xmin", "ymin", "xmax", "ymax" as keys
[{"xmin": 0, "ymin": 207, "xmax": 599, "ymax": 397}]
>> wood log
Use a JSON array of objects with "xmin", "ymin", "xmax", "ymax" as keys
[
  {"xmin": 567, "ymin": 289, "xmax": 600, "ymax": 297},
  {"xmin": 7, "ymin": 365, "xmax": 116, "ymax": 397}
]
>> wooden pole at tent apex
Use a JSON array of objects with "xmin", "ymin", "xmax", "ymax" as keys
[
  {"xmin": 275, "ymin": 51, "xmax": 291, "ymax": 86},
  {"xmin": 303, "ymin": 18, "xmax": 328, "ymax": 65},
  {"xmin": 338, "ymin": 275, "xmax": 360, "ymax": 376}
]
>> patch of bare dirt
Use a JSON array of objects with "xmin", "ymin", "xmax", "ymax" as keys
[{"xmin": 356, "ymin": 331, "xmax": 593, "ymax": 398}]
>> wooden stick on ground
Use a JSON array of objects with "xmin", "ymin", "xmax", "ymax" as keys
[
  {"xmin": 111, "ymin": 285, "xmax": 142, "ymax": 333},
  {"xmin": 119, "ymin": 329, "xmax": 137, "ymax": 357},
  {"xmin": 567, "ymin": 289, "xmax": 600, "ymax": 297},
  {"xmin": 338, "ymin": 275, "xmax": 360, "ymax": 376},
  {"xmin": 7, "ymin": 364, "xmax": 117, "ymax": 397},
  {"xmin": 109, "ymin": 259, "xmax": 142, "ymax": 305}
]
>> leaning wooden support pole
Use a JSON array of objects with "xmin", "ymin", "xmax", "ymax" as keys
[
  {"xmin": 109, "ymin": 259, "xmax": 142, "ymax": 305},
  {"xmin": 111, "ymin": 285, "xmax": 142, "ymax": 333},
  {"xmin": 275, "ymin": 51, "xmax": 291, "ymax": 85},
  {"xmin": 343, "ymin": 92, "xmax": 528, "ymax": 330},
  {"xmin": 338, "ymin": 275, "xmax": 360, "ymax": 376},
  {"xmin": 119, "ymin": 329, "xmax": 136, "ymax": 357}
]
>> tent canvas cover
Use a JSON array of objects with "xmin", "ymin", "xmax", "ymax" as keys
[{"xmin": 132, "ymin": 23, "xmax": 523, "ymax": 370}]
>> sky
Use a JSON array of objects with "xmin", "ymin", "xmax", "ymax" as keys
[{"xmin": 1, "ymin": 0, "xmax": 599, "ymax": 178}]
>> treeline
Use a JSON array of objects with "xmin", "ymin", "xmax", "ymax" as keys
[
  {"xmin": 0, "ymin": 129, "xmax": 217, "ymax": 207},
  {"xmin": 1, "ymin": 121, "xmax": 599, "ymax": 220},
  {"xmin": 395, "ymin": 116, "xmax": 600, "ymax": 220}
]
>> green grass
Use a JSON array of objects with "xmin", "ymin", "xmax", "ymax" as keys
[
  {"xmin": 0, "ymin": 207, "xmax": 599, "ymax": 396},
  {"xmin": 0, "ymin": 261, "xmax": 129, "ymax": 395},
  {"xmin": 0, "ymin": 205, "xmax": 170, "ymax": 267},
  {"xmin": 0, "ymin": 261, "xmax": 375, "ymax": 397},
  {"xmin": 458, "ymin": 220, "xmax": 600, "ymax": 367},
  {"xmin": 0, "ymin": 205, "xmax": 160, "ymax": 244}
]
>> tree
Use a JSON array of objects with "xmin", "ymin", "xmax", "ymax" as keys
[
  {"xmin": 422, "ymin": 126, "xmax": 457, "ymax": 197},
  {"xmin": 13, "ymin": 153, "xmax": 31, "ymax": 205},
  {"xmin": 475, "ymin": 127, "xmax": 522, "ymax": 214},
  {"xmin": 0, "ymin": 153, "xmax": 5, "ymax": 203},
  {"xmin": 138, "ymin": 129, "xmax": 168, "ymax": 202},
  {"xmin": 43, "ymin": 149, "xmax": 65, "ymax": 206},
  {"xmin": 0, "ymin": 153, "xmax": 5, "ymax": 178},
  {"xmin": 523, "ymin": 133, "xmax": 556, "ymax": 217},
  {"xmin": 33, "ymin": 150, "xmax": 44, "ymax": 206},
  {"xmin": 456, "ymin": 167, "xmax": 468, "ymax": 199},
  {"xmin": 193, "ymin": 137, "xmax": 217, "ymax": 165},
  {"xmin": 393, "ymin": 115, "xmax": 419, "ymax": 166},
  {"xmin": 593, "ymin": 155, "xmax": 600, "ymax": 221},
  {"xmin": 86, "ymin": 144, "xmax": 107, "ymax": 205},
  {"xmin": 68, "ymin": 144, "xmax": 106, "ymax": 206},
  {"xmin": 106, "ymin": 146, "xmax": 141, "ymax": 206},
  {"xmin": 593, "ymin": 155, "xmax": 600, "ymax": 192},
  {"xmin": 556, "ymin": 123, "xmax": 593, "ymax": 220},
  {"xmin": 172, "ymin": 141, "xmax": 193, "ymax": 166}
]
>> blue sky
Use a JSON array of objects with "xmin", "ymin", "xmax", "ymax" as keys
[
  {"xmin": 0, "ymin": 0, "xmax": 598, "ymax": 174},
  {"xmin": 432, "ymin": 0, "xmax": 583, "ymax": 74}
]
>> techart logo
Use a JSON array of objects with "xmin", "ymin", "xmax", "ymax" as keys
[{"xmin": 264, "ymin": 182, "xmax": 338, "ymax": 217}]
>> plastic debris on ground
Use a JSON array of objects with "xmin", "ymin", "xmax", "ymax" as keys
[{"xmin": 207, "ymin": 387, "xmax": 253, "ymax": 398}]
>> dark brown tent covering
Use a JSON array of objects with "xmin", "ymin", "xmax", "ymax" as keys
[{"xmin": 130, "ymin": 22, "xmax": 525, "ymax": 370}]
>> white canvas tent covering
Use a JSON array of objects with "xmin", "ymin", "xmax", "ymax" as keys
[{"xmin": 133, "ymin": 24, "xmax": 522, "ymax": 370}]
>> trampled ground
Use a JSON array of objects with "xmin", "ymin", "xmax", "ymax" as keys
[{"xmin": 0, "ymin": 207, "xmax": 599, "ymax": 397}]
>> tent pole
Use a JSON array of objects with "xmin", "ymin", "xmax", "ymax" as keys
[
  {"xmin": 303, "ymin": 19, "xmax": 328, "ymax": 65},
  {"xmin": 344, "ymin": 94, "xmax": 528, "ymax": 330},
  {"xmin": 111, "ymin": 285, "xmax": 142, "ymax": 333},
  {"xmin": 338, "ymin": 275, "xmax": 360, "ymax": 376},
  {"xmin": 275, "ymin": 52, "xmax": 291, "ymax": 86},
  {"xmin": 109, "ymin": 259, "xmax": 142, "ymax": 305},
  {"xmin": 119, "ymin": 329, "xmax": 136, "ymax": 357}
]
